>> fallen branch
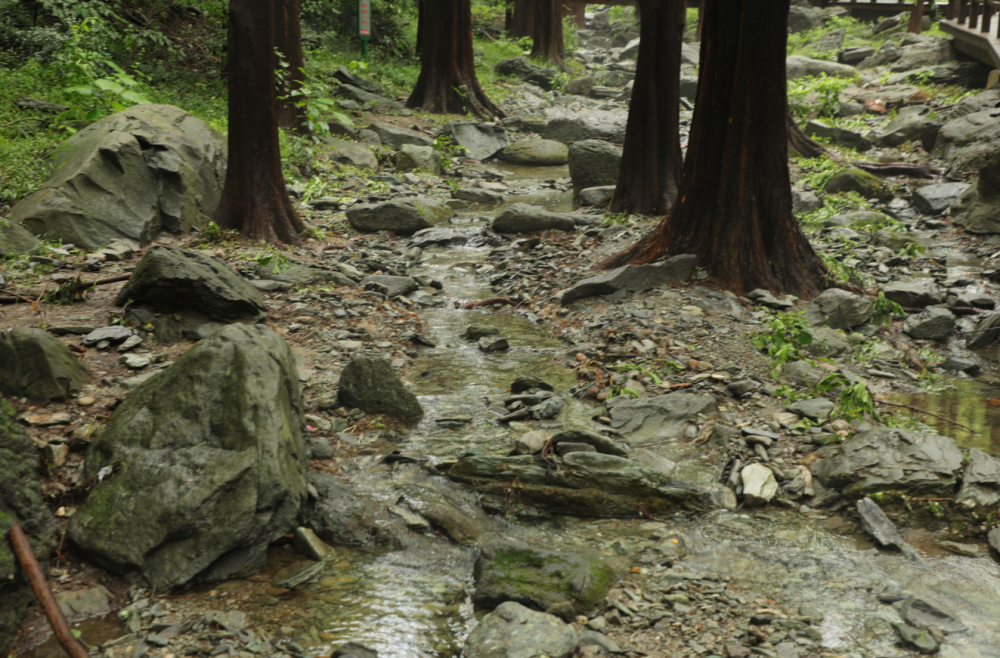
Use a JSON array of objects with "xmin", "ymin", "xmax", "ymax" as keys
[
  {"xmin": 875, "ymin": 399, "xmax": 978, "ymax": 433},
  {"xmin": 0, "ymin": 117, "xmax": 47, "ymax": 129},
  {"xmin": 8, "ymin": 524, "xmax": 91, "ymax": 658},
  {"xmin": 460, "ymin": 297, "xmax": 520, "ymax": 309},
  {"xmin": 850, "ymin": 162, "xmax": 942, "ymax": 179}
]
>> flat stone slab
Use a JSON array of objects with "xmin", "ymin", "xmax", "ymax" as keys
[{"xmin": 560, "ymin": 254, "xmax": 696, "ymax": 306}]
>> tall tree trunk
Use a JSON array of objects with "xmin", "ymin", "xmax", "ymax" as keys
[
  {"xmin": 531, "ymin": 0, "xmax": 564, "ymax": 64},
  {"xmin": 510, "ymin": 0, "xmax": 534, "ymax": 38},
  {"xmin": 407, "ymin": 0, "xmax": 505, "ymax": 120},
  {"xmin": 600, "ymin": 0, "xmax": 827, "ymax": 298},
  {"xmin": 416, "ymin": 0, "xmax": 424, "ymax": 53},
  {"xmin": 213, "ymin": 0, "xmax": 305, "ymax": 245},
  {"xmin": 607, "ymin": 0, "xmax": 684, "ymax": 216},
  {"xmin": 274, "ymin": 0, "xmax": 307, "ymax": 133}
]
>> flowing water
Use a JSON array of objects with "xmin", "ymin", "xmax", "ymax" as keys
[{"xmin": 25, "ymin": 168, "xmax": 1000, "ymax": 658}]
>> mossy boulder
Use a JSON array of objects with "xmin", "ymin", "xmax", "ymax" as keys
[
  {"xmin": 0, "ymin": 399, "xmax": 58, "ymax": 653},
  {"xmin": 337, "ymin": 355, "xmax": 423, "ymax": 419},
  {"xmin": 473, "ymin": 539, "xmax": 615, "ymax": 614},
  {"xmin": 67, "ymin": 325, "xmax": 308, "ymax": 590},
  {"xmin": 0, "ymin": 219, "xmax": 40, "ymax": 256},
  {"xmin": 823, "ymin": 168, "xmax": 890, "ymax": 199},
  {"xmin": 0, "ymin": 327, "xmax": 91, "ymax": 401},
  {"xmin": 346, "ymin": 196, "xmax": 454, "ymax": 233}
]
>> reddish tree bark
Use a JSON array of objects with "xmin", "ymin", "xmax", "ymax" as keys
[
  {"xmin": 274, "ymin": 0, "xmax": 307, "ymax": 133},
  {"xmin": 213, "ymin": 0, "xmax": 305, "ymax": 245},
  {"xmin": 601, "ymin": 0, "xmax": 827, "ymax": 298},
  {"xmin": 510, "ymin": 0, "xmax": 534, "ymax": 38},
  {"xmin": 407, "ymin": 0, "xmax": 504, "ymax": 120},
  {"xmin": 531, "ymin": 0, "xmax": 564, "ymax": 64},
  {"xmin": 608, "ymin": 0, "xmax": 685, "ymax": 216}
]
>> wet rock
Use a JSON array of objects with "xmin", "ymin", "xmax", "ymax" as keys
[
  {"xmin": 462, "ymin": 601, "xmax": 577, "ymax": 658},
  {"xmin": 338, "ymin": 355, "xmax": 423, "ymax": 419},
  {"xmin": 511, "ymin": 375, "xmax": 554, "ymax": 393},
  {"xmin": 939, "ymin": 357, "xmax": 979, "ymax": 373},
  {"xmin": 0, "ymin": 328, "xmax": 91, "ymax": 401},
  {"xmin": 741, "ymin": 463, "xmax": 778, "ymax": 507},
  {"xmin": 531, "ymin": 396, "xmax": 564, "ymax": 419},
  {"xmin": 609, "ymin": 392, "xmax": 716, "ymax": 445},
  {"xmin": 495, "ymin": 57, "xmax": 558, "ymax": 89},
  {"xmin": 568, "ymin": 140, "xmax": 622, "ymax": 198},
  {"xmin": 896, "ymin": 594, "xmax": 968, "ymax": 633},
  {"xmin": 322, "ymin": 138, "xmax": 378, "ymax": 169},
  {"xmin": 913, "ymin": 182, "xmax": 969, "ymax": 215},
  {"xmin": 409, "ymin": 226, "xmax": 497, "ymax": 248},
  {"xmin": 803, "ymin": 288, "xmax": 874, "ymax": 329},
  {"xmin": 7, "ymin": 105, "xmax": 225, "ymax": 249},
  {"xmin": 67, "ymin": 325, "xmax": 308, "ymax": 590},
  {"xmin": 396, "ymin": 144, "xmax": 441, "ymax": 174},
  {"xmin": 455, "ymin": 188, "xmax": 503, "ymax": 204},
  {"xmin": 442, "ymin": 122, "xmax": 509, "ymax": 161},
  {"xmin": 551, "ymin": 428, "xmax": 627, "ymax": 456},
  {"xmin": 347, "ymin": 196, "xmax": 455, "ymax": 233},
  {"xmin": 492, "ymin": 203, "xmax": 577, "ymax": 234},
  {"xmin": 465, "ymin": 325, "xmax": 502, "ymax": 340},
  {"xmin": 273, "ymin": 559, "xmax": 323, "ymax": 588},
  {"xmin": 902, "ymin": 307, "xmax": 956, "ymax": 340},
  {"xmin": 811, "ymin": 428, "xmax": 965, "ymax": 498},
  {"xmin": 292, "ymin": 527, "xmax": 334, "ymax": 561},
  {"xmin": 953, "ymin": 448, "xmax": 1000, "ymax": 510},
  {"xmin": 787, "ymin": 397, "xmax": 834, "ymax": 422},
  {"xmin": 786, "ymin": 55, "xmax": 856, "ymax": 80},
  {"xmin": 332, "ymin": 642, "xmax": 379, "ymax": 658},
  {"xmin": 892, "ymin": 622, "xmax": 939, "ymax": 654},
  {"xmin": 501, "ymin": 139, "xmax": 569, "ymax": 166},
  {"xmin": 937, "ymin": 540, "xmax": 979, "ymax": 556},
  {"xmin": 397, "ymin": 479, "xmax": 497, "ymax": 546},
  {"xmin": 856, "ymin": 497, "xmax": 911, "ymax": 554},
  {"xmin": 0, "ymin": 400, "xmax": 58, "ymax": 654},
  {"xmin": 116, "ymin": 246, "xmax": 267, "ymax": 321},
  {"xmin": 965, "ymin": 313, "xmax": 1000, "ymax": 348},
  {"xmin": 514, "ymin": 431, "xmax": 549, "ymax": 455},
  {"xmin": 360, "ymin": 275, "xmax": 418, "ymax": 298},
  {"xmin": 301, "ymin": 471, "xmax": 398, "ymax": 546},
  {"xmin": 365, "ymin": 121, "xmax": 433, "ymax": 150},
  {"xmin": 479, "ymin": 336, "xmax": 510, "ymax": 352},
  {"xmin": 541, "ymin": 108, "xmax": 629, "ymax": 144},
  {"xmin": 882, "ymin": 280, "xmax": 945, "ymax": 309},
  {"xmin": 474, "ymin": 540, "xmax": 615, "ymax": 614},
  {"xmin": 560, "ymin": 254, "xmax": 696, "ymax": 306},
  {"xmin": 989, "ymin": 528, "xmax": 1000, "ymax": 553}
]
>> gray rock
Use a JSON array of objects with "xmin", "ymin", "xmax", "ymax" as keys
[
  {"xmin": 332, "ymin": 65, "xmax": 385, "ymax": 95},
  {"xmin": 804, "ymin": 288, "xmax": 874, "ymax": 329},
  {"xmin": 875, "ymin": 106, "xmax": 941, "ymax": 149},
  {"xmin": 443, "ymin": 122, "xmax": 509, "ymax": 161},
  {"xmin": 564, "ymin": 75, "xmax": 596, "ymax": 96},
  {"xmin": 939, "ymin": 357, "xmax": 979, "ymax": 373},
  {"xmin": 578, "ymin": 186, "xmax": 616, "ymax": 206},
  {"xmin": 791, "ymin": 188, "xmax": 822, "ymax": 214},
  {"xmin": 365, "ymin": 122, "xmax": 432, "ymax": 150},
  {"xmin": 786, "ymin": 55, "xmax": 857, "ymax": 80},
  {"xmin": 0, "ymin": 328, "xmax": 91, "ymax": 401},
  {"xmin": 409, "ymin": 226, "xmax": 497, "ymax": 249},
  {"xmin": 933, "ymin": 103, "xmax": 1000, "ymax": 176},
  {"xmin": 338, "ymin": 355, "xmax": 423, "ymax": 419},
  {"xmin": 479, "ymin": 336, "xmax": 510, "ymax": 352},
  {"xmin": 989, "ymin": 527, "xmax": 1000, "ymax": 553},
  {"xmin": 501, "ymin": 139, "xmax": 568, "ymax": 166},
  {"xmin": 8, "ymin": 104, "xmax": 225, "ymax": 249},
  {"xmin": 347, "ymin": 196, "xmax": 455, "ymax": 233},
  {"xmin": 950, "ymin": 150, "xmax": 1000, "ymax": 234},
  {"xmin": 473, "ymin": 540, "xmax": 615, "ymax": 614},
  {"xmin": 856, "ymin": 497, "xmax": 910, "ymax": 553},
  {"xmin": 803, "ymin": 326, "xmax": 850, "ymax": 358},
  {"xmin": 396, "ymin": 479, "xmax": 497, "ymax": 546},
  {"xmin": 495, "ymin": 57, "xmax": 558, "ymax": 89},
  {"xmin": 301, "ymin": 471, "xmax": 398, "ymax": 546},
  {"xmin": 804, "ymin": 120, "xmax": 872, "ymax": 151},
  {"xmin": 0, "ymin": 218, "xmax": 40, "ymax": 256},
  {"xmin": 492, "ymin": 203, "xmax": 577, "ymax": 234},
  {"xmin": 824, "ymin": 168, "xmax": 887, "ymax": 197},
  {"xmin": 913, "ymin": 182, "xmax": 969, "ymax": 215},
  {"xmin": 361, "ymin": 275, "xmax": 418, "ymax": 298},
  {"xmin": 787, "ymin": 5, "xmax": 822, "ymax": 32},
  {"xmin": 882, "ymin": 280, "xmax": 944, "ymax": 309},
  {"xmin": 56, "ymin": 585, "xmax": 112, "ymax": 619},
  {"xmin": 396, "ymin": 144, "xmax": 441, "ymax": 174},
  {"xmin": 813, "ymin": 28, "xmax": 845, "ymax": 52},
  {"xmin": 839, "ymin": 46, "xmax": 875, "ymax": 65},
  {"xmin": 788, "ymin": 398, "xmax": 835, "ymax": 422},
  {"xmin": 810, "ymin": 427, "xmax": 965, "ymax": 498},
  {"xmin": 608, "ymin": 392, "xmax": 716, "ymax": 446},
  {"xmin": 953, "ymin": 448, "xmax": 1000, "ymax": 510},
  {"xmin": 579, "ymin": 630, "xmax": 621, "ymax": 653},
  {"xmin": 321, "ymin": 138, "xmax": 378, "ymax": 169},
  {"xmin": 891, "ymin": 623, "xmax": 939, "ymax": 655},
  {"xmin": 826, "ymin": 210, "xmax": 894, "ymax": 228},
  {"xmin": 568, "ymin": 140, "xmax": 622, "ymax": 198},
  {"xmin": 896, "ymin": 594, "xmax": 968, "ymax": 633},
  {"xmin": 741, "ymin": 463, "xmax": 778, "ymax": 507},
  {"xmin": 902, "ymin": 307, "xmax": 955, "ymax": 340},
  {"xmin": 116, "ymin": 247, "xmax": 267, "ymax": 321},
  {"xmin": 258, "ymin": 263, "xmax": 353, "ymax": 287},
  {"xmin": 332, "ymin": 641, "xmax": 379, "ymax": 658},
  {"xmin": 560, "ymin": 254, "xmax": 696, "ymax": 305},
  {"xmin": 531, "ymin": 396, "xmax": 564, "ymax": 420},
  {"xmin": 462, "ymin": 601, "xmax": 577, "ymax": 658},
  {"xmin": 82, "ymin": 325, "xmax": 134, "ymax": 346},
  {"xmin": 551, "ymin": 429, "xmax": 627, "ymax": 456},
  {"xmin": 67, "ymin": 325, "xmax": 308, "ymax": 590},
  {"xmin": 0, "ymin": 399, "xmax": 58, "ymax": 654},
  {"xmin": 541, "ymin": 109, "xmax": 629, "ymax": 144},
  {"xmin": 891, "ymin": 39, "xmax": 957, "ymax": 72}
]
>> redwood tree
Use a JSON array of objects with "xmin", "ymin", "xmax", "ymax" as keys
[
  {"xmin": 213, "ymin": 0, "xmax": 305, "ymax": 245},
  {"xmin": 531, "ymin": 0, "xmax": 564, "ymax": 64},
  {"xmin": 407, "ymin": 0, "xmax": 504, "ymax": 120},
  {"xmin": 274, "ymin": 0, "xmax": 307, "ymax": 133},
  {"xmin": 607, "ymin": 0, "xmax": 685, "ymax": 215},
  {"xmin": 510, "ymin": 0, "xmax": 534, "ymax": 38},
  {"xmin": 601, "ymin": 0, "xmax": 827, "ymax": 298}
]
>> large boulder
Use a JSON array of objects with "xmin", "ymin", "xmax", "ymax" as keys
[
  {"xmin": 931, "ymin": 89, "xmax": 1000, "ymax": 174},
  {"xmin": 67, "ymin": 325, "xmax": 309, "ymax": 590},
  {"xmin": 541, "ymin": 109, "xmax": 629, "ymax": 144},
  {"xmin": 346, "ymin": 196, "xmax": 454, "ymax": 233},
  {"xmin": 0, "ymin": 399, "xmax": 58, "ymax": 654},
  {"xmin": 396, "ymin": 144, "xmax": 441, "ymax": 175},
  {"xmin": 115, "ymin": 246, "xmax": 267, "ymax": 321},
  {"xmin": 568, "ymin": 140, "xmax": 622, "ymax": 198},
  {"xmin": 492, "ymin": 204, "xmax": 577, "ymax": 234},
  {"xmin": 803, "ymin": 289, "xmax": 873, "ymax": 329},
  {"xmin": 8, "ymin": 104, "xmax": 226, "ymax": 249},
  {"xmin": 323, "ymin": 138, "xmax": 378, "ymax": 169},
  {"xmin": 902, "ymin": 306, "xmax": 956, "ymax": 340},
  {"xmin": 0, "ymin": 328, "xmax": 91, "ymax": 401},
  {"xmin": 365, "ymin": 121, "xmax": 433, "ymax": 150},
  {"xmin": 0, "ymin": 219, "xmax": 39, "ymax": 256},
  {"xmin": 474, "ymin": 540, "xmax": 615, "ymax": 614},
  {"xmin": 337, "ymin": 355, "xmax": 424, "ymax": 419},
  {"xmin": 788, "ymin": 5, "xmax": 822, "ymax": 32},
  {"xmin": 494, "ymin": 57, "xmax": 557, "ymax": 89},
  {"xmin": 462, "ymin": 602, "xmax": 578, "ymax": 658},
  {"xmin": 874, "ymin": 105, "xmax": 941, "ymax": 149},
  {"xmin": 890, "ymin": 39, "xmax": 957, "ymax": 72},
  {"xmin": 913, "ymin": 181, "xmax": 969, "ymax": 215},
  {"xmin": 881, "ymin": 279, "xmax": 944, "ymax": 308},
  {"xmin": 560, "ymin": 254, "xmax": 696, "ymax": 306},
  {"xmin": 501, "ymin": 139, "xmax": 569, "ymax": 166},
  {"xmin": 608, "ymin": 393, "xmax": 717, "ymax": 445},
  {"xmin": 443, "ymin": 122, "xmax": 509, "ymax": 161},
  {"xmin": 810, "ymin": 427, "xmax": 965, "ymax": 498},
  {"xmin": 950, "ymin": 151, "xmax": 1000, "ymax": 234}
]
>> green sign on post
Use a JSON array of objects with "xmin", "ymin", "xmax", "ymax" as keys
[{"xmin": 358, "ymin": 0, "xmax": 371, "ymax": 59}]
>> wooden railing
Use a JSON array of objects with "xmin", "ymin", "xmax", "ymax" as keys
[{"xmin": 947, "ymin": 0, "xmax": 1000, "ymax": 38}]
